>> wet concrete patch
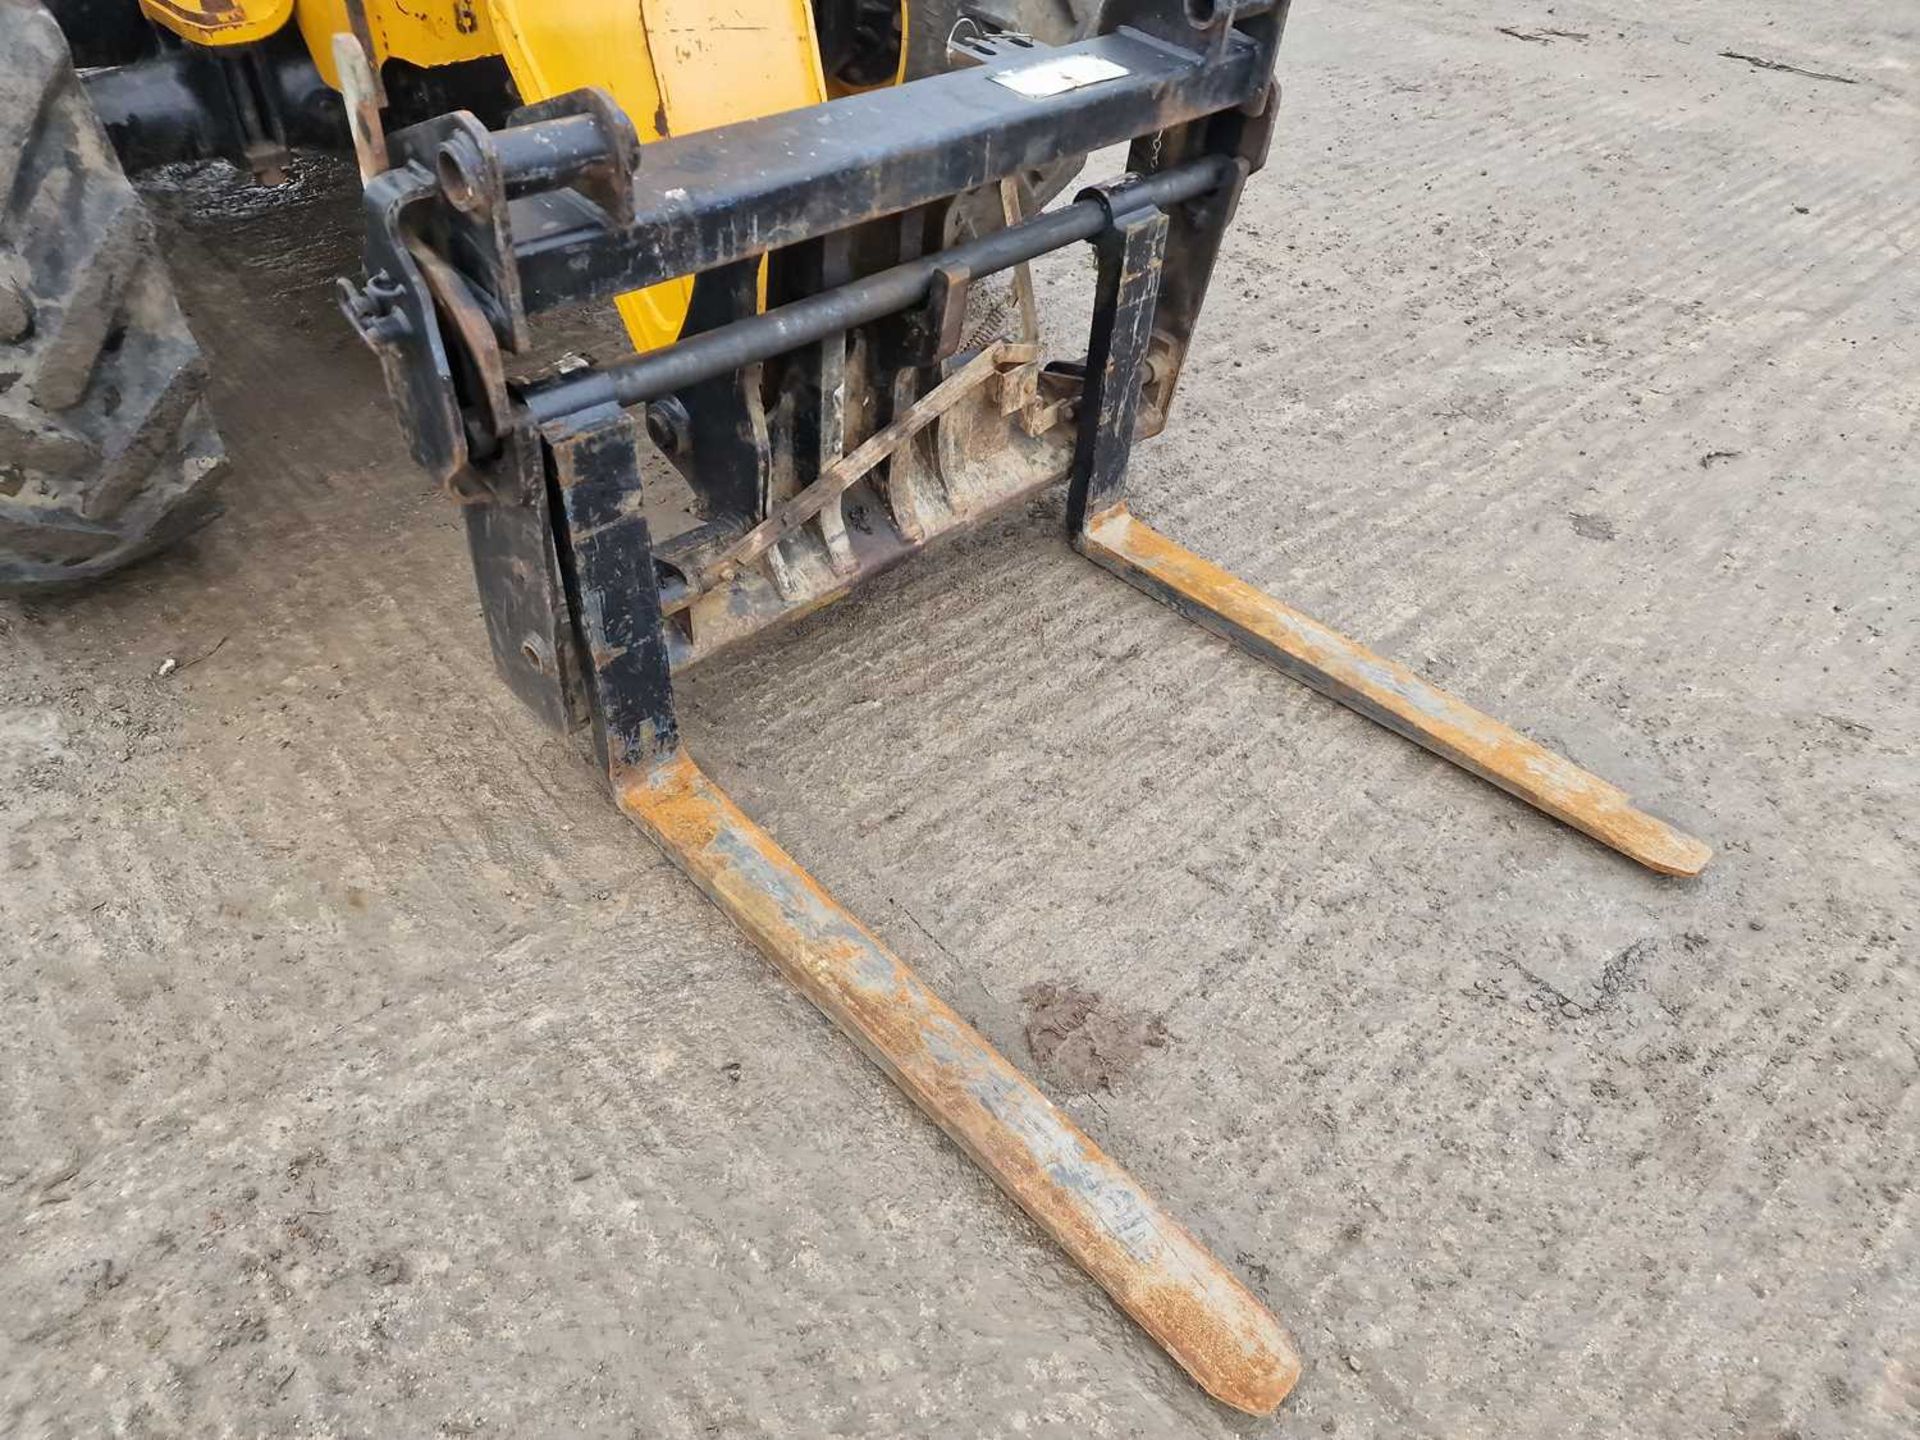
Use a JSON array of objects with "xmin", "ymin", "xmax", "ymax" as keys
[{"xmin": 1020, "ymin": 981, "xmax": 1169, "ymax": 1095}]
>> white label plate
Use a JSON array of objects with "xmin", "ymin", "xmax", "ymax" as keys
[{"xmin": 990, "ymin": 54, "xmax": 1131, "ymax": 100}]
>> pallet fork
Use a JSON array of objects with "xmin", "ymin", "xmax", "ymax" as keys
[{"xmin": 342, "ymin": 2, "xmax": 1707, "ymax": 1413}]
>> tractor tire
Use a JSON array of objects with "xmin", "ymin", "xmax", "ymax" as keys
[{"xmin": 0, "ymin": 0, "xmax": 228, "ymax": 591}]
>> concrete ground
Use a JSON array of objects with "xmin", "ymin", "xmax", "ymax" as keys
[{"xmin": 3, "ymin": 1, "xmax": 1916, "ymax": 1435}]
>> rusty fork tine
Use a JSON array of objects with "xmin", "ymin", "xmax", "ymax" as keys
[
  {"xmin": 1078, "ymin": 505, "xmax": 1712, "ymax": 878},
  {"xmin": 617, "ymin": 751, "xmax": 1303, "ymax": 1417}
]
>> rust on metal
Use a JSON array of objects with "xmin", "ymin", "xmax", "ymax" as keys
[
  {"xmin": 672, "ymin": 342, "xmax": 1036, "ymax": 610},
  {"xmin": 331, "ymin": 32, "xmax": 388, "ymax": 181},
  {"xmin": 403, "ymin": 239, "xmax": 510, "ymax": 487},
  {"xmin": 998, "ymin": 177, "xmax": 1041, "ymax": 346},
  {"xmin": 1079, "ymin": 505, "xmax": 1712, "ymax": 877},
  {"xmin": 616, "ymin": 751, "xmax": 1303, "ymax": 1415}
]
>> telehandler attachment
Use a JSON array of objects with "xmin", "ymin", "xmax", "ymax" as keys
[
  {"xmin": 335, "ymin": 0, "xmax": 1709, "ymax": 1412},
  {"xmin": 2, "ymin": 0, "xmax": 1711, "ymax": 1414}
]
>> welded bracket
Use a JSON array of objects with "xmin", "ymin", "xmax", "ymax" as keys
[
  {"xmin": 541, "ymin": 404, "xmax": 678, "ymax": 773},
  {"xmin": 1066, "ymin": 200, "xmax": 1170, "ymax": 529}
]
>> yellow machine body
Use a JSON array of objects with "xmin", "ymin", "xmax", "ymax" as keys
[
  {"xmin": 487, "ymin": 0, "xmax": 828, "ymax": 348},
  {"xmin": 140, "ymin": 1, "xmax": 497, "ymax": 67},
  {"xmin": 138, "ymin": 0, "xmax": 296, "ymax": 47},
  {"xmin": 294, "ymin": 2, "xmax": 501, "ymax": 85},
  {"xmin": 141, "ymin": 0, "xmax": 842, "ymax": 350}
]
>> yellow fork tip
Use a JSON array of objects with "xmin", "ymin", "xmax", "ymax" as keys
[
  {"xmin": 1609, "ymin": 804, "xmax": 1712, "ymax": 877},
  {"xmin": 1637, "ymin": 828, "xmax": 1714, "ymax": 878},
  {"xmin": 1215, "ymin": 1352, "xmax": 1303, "ymax": 1417}
]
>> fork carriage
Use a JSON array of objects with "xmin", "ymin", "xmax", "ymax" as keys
[{"xmin": 342, "ymin": 1, "xmax": 1705, "ymax": 1413}]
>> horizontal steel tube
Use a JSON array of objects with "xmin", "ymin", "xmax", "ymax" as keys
[
  {"xmin": 491, "ymin": 115, "xmax": 612, "ymax": 197},
  {"xmin": 521, "ymin": 157, "xmax": 1234, "ymax": 424}
]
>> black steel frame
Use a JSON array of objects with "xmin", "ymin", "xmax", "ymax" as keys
[{"xmin": 343, "ymin": 1, "xmax": 1287, "ymax": 779}]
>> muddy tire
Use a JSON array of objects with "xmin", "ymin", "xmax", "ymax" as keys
[{"xmin": 0, "ymin": 1, "xmax": 228, "ymax": 591}]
